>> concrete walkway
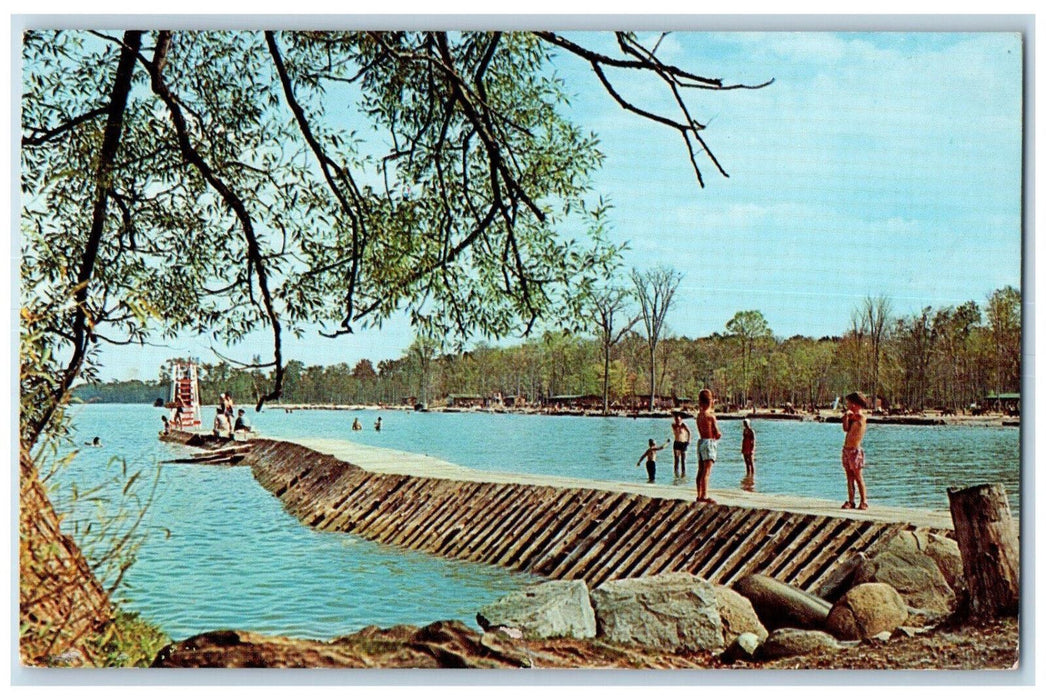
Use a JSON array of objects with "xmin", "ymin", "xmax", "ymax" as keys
[{"xmin": 289, "ymin": 437, "xmax": 954, "ymax": 530}]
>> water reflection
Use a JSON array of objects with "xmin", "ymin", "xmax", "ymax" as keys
[{"xmin": 740, "ymin": 474, "xmax": 756, "ymax": 492}]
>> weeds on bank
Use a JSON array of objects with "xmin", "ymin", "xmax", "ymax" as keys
[{"xmin": 89, "ymin": 609, "xmax": 171, "ymax": 667}]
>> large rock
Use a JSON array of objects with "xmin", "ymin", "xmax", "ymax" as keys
[
  {"xmin": 719, "ymin": 632, "xmax": 762, "ymax": 664},
  {"xmin": 825, "ymin": 583, "xmax": 909, "ymax": 640},
  {"xmin": 590, "ymin": 572, "xmax": 724, "ymax": 651},
  {"xmin": 715, "ymin": 585, "xmax": 768, "ymax": 645},
  {"xmin": 915, "ymin": 530, "xmax": 965, "ymax": 596},
  {"xmin": 732, "ymin": 574, "xmax": 831, "ymax": 631},
  {"xmin": 757, "ymin": 628, "xmax": 842, "ymax": 660},
  {"xmin": 476, "ymin": 580, "xmax": 596, "ymax": 640},
  {"xmin": 811, "ymin": 552, "xmax": 868, "ymax": 602},
  {"xmin": 852, "ymin": 531, "xmax": 956, "ymax": 617}
]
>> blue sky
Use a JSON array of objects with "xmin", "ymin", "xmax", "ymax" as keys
[{"xmin": 90, "ymin": 31, "xmax": 1024, "ymax": 381}]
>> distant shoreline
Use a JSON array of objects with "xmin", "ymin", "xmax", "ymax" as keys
[{"xmin": 263, "ymin": 403, "xmax": 1018, "ymax": 428}]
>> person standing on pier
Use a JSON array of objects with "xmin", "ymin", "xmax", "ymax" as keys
[
  {"xmin": 741, "ymin": 419, "xmax": 756, "ymax": 476},
  {"xmin": 671, "ymin": 412, "xmax": 692, "ymax": 478},
  {"xmin": 841, "ymin": 391, "xmax": 870, "ymax": 510},
  {"xmin": 636, "ymin": 438, "xmax": 670, "ymax": 483},
  {"xmin": 696, "ymin": 389, "xmax": 722, "ymax": 504},
  {"xmin": 222, "ymin": 392, "xmax": 235, "ymax": 422}
]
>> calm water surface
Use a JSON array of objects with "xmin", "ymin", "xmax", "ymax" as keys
[
  {"xmin": 53, "ymin": 404, "xmax": 1021, "ymax": 641},
  {"xmin": 53, "ymin": 405, "xmax": 541, "ymax": 641},
  {"xmin": 255, "ymin": 407, "xmax": 1021, "ymax": 513}
]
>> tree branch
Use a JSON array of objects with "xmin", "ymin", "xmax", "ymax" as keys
[{"xmin": 147, "ymin": 31, "xmax": 284, "ymax": 411}]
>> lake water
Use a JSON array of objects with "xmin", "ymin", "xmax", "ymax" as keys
[
  {"xmin": 51, "ymin": 403, "xmax": 1020, "ymax": 642},
  {"xmin": 255, "ymin": 407, "xmax": 1021, "ymax": 513},
  {"xmin": 52, "ymin": 405, "xmax": 542, "ymax": 641}
]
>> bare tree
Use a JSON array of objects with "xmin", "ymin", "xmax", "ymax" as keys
[
  {"xmin": 590, "ymin": 286, "xmax": 640, "ymax": 415},
  {"xmin": 861, "ymin": 295, "xmax": 892, "ymax": 410},
  {"xmin": 631, "ymin": 266, "xmax": 682, "ymax": 410},
  {"xmin": 848, "ymin": 308, "xmax": 867, "ymax": 394}
]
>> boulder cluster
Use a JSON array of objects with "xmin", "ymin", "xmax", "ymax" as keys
[{"xmin": 476, "ymin": 528, "xmax": 964, "ymax": 663}]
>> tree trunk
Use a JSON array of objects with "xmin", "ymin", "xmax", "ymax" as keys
[
  {"xmin": 20, "ymin": 450, "xmax": 112, "ymax": 665},
  {"xmin": 25, "ymin": 30, "xmax": 142, "ymax": 449},
  {"xmin": 947, "ymin": 483, "xmax": 1020, "ymax": 619},
  {"xmin": 648, "ymin": 345, "xmax": 656, "ymax": 411},
  {"xmin": 602, "ymin": 344, "xmax": 611, "ymax": 415}
]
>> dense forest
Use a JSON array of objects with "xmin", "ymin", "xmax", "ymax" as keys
[{"xmin": 75, "ymin": 287, "xmax": 1021, "ymax": 414}]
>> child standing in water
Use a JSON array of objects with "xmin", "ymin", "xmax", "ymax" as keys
[
  {"xmin": 636, "ymin": 438, "xmax": 670, "ymax": 483},
  {"xmin": 741, "ymin": 419, "xmax": 756, "ymax": 476},
  {"xmin": 696, "ymin": 389, "xmax": 722, "ymax": 503},
  {"xmin": 841, "ymin": 391, "xmax": 870, "ymax": 510}
]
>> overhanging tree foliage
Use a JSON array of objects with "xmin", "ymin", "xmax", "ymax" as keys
[{"xmin": 21, "ymin": 29, "xmax": 770, "ymax": 449}]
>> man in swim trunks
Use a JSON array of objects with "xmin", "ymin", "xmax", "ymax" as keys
[
  {"xmin": 671, "ymin": 412, "xmax": 692, "ymax": 477},
  {"xmin": 841, "ymin": 391, "xmax": 869, "ymax": 510},
  {"xmin": 636, "ymin": 438, "xmax": 670, "ymax": 483},
  {"xmin": 695, "ymin": 389, "xmax": 722, "ymax": 503}
]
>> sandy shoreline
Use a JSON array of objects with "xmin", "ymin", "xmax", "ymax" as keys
[{"xmin": 268, "ymin": 402, "xmax": 1018, "ymax": 428}]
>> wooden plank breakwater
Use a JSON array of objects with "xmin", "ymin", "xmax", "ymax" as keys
[{"xmin": 237, "ymin": 438, "xmax": 946, "ymax": 592}]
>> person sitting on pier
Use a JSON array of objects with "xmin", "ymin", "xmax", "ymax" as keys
[
  {"xmin": 696, "ymin": 389, "xmax": 722, "ymax": 504},
  {"xmin": 213, "ymin": 407, "xmax": 230, "ymax": 438},
  {"xmin": 841, "ymin": 391, "xmax": 870, "ymax": 510},
  {"xmin": 233, "ymin": 408, "xmax": 252, "ymax": 435},
  {"xmin": 161, "ymin": 415, "xmax": 171, "ymax": 435},
  {"xmin": 636, "ymin": 438, "xmax": 670, "ymax": 484},
  {"xmin": 671, "ymin": 412, "xmax": 692, "ymax": 478}
]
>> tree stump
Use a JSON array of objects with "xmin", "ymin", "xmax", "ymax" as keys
[{"xmin": 947, "ymin": 484, "xmax": 1020, "ymax": 618}]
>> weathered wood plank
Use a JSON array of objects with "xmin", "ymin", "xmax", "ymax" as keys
[
  {"xmin": 767, "ymin": 517, "xmax": 856, "ymax": 585},
  {"xmin": 574, "ymin": 498, "xmax": 668, "ymax": 584},
  {"xmin": 468, "ymin": 491, "xmax": 541, "ymax": 561},
  {"xmin": 712, "ymin": 510, "xmax": 793, "ymax": 586},
  {"xmin": 521, "ymin": 490, "xmax": 618, "ymax": 574},
  {"xmin": 692, "ymin": 509, "xmax": 774, "ymax": 582},
  {"xmin": 455, "ymin": 484, "xmax": 537, "ymax": 561},
  {"xmin": 615, "ymin": 503, "xmax": 720, "ymax": 580},
  {"xmin": 438, "ymin": 482, "xmax": 522, "ymax": 558},
  {"xmin": 508, "ymin": 490, "xmax": 602, "ymax": 571},
  {"xmin": 639, "ymin": 505, "xmax": 738, "ymax": 578},
  {"xmin": 674, "ymin": 507, "xmax": 758, "ymax": 580},
  {"xmin": 406, "ymin": 481, "xmax": 487, "ymax": 552},
  {"xmin": 366, "ymin": 478, "xmax": 434, "ymax": 541},
  {"xmin": 485, "ymin": 488, "xmax": 574, "ymax": 565},
  {"xmin": 790, "ymin": 522, "xmax": 898, "ymax": 590},
  {"xmin": 548, "ymin": 493, "xmax": 646, "ymax": 580},
  {"xmin": 596, "ymin": 501, "xmax": 694, "ymax": 585},
  {"xmin": 382, "ymin": 478, "xmax": 460, "ymax": 546}
]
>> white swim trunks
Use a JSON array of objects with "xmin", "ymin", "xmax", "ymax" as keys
[{"xmin": 698, "ymin": 438, "xmax": 718, "ymax": 462}]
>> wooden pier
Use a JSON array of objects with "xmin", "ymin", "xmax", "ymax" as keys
[{"xmin": 235, "ymin": 437, "xmax": 953, "ymax": 592}]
